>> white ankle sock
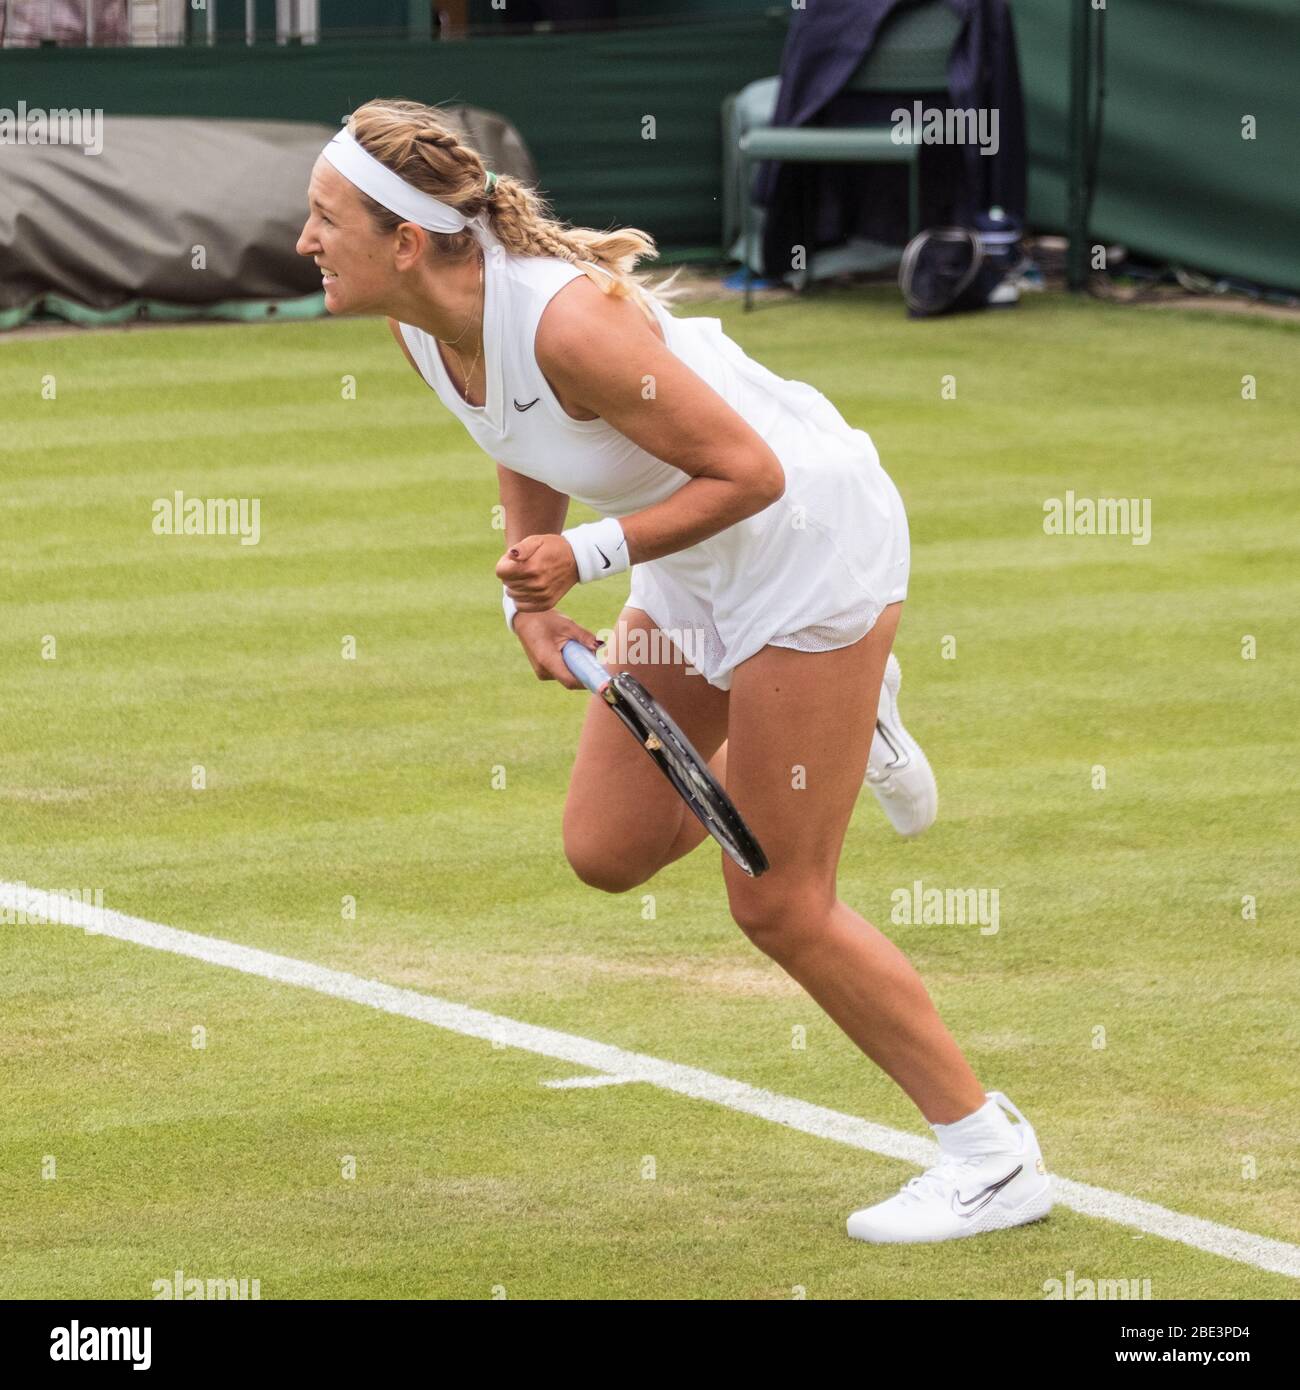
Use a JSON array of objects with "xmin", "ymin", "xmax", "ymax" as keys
[{"xmin": 932, "ymin": 1094, "xmax": 1018, "ymax": 1156}]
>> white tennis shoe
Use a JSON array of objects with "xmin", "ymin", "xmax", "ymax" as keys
[
  {"xmin": 865, "ymin": 652, "xmax": 937, "ymax": 836},
  {"xmin": 846, "ymin": 1092, "xmax": 1052, "ymax": 1244}
]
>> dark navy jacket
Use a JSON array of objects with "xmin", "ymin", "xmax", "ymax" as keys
[{"xmin": 753, "ymin": 0, "xmax": 1026, "ymax": 276}]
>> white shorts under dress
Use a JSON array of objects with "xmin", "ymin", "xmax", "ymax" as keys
[{"xmin": 626, "ymin": 418, "xmax": 910, "ymax": 691}]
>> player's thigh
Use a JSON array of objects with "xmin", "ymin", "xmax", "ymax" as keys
[
  {"xmin": 563, "ymin": 606, "xmax": 730, "ymax": 884},
  {"xmin": 721, "ymin": 603, "xmax": 903, "ymax": 948}
]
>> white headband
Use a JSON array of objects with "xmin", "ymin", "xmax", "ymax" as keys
[{"xmin": 320, "ymin": 126, "xmax": 500, "ymax": 250}]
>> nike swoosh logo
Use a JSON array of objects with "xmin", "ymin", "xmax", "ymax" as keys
[
  {"xmin": 514, "ymin": 397, "xmax": 540, "ymax": 412},
  {"xmin": 594, "ymin": 538, "xmax": 628, "ymax": 571},
  {"xmin": 951, "ymin": 1164, "xmax": 1023, "ymax": 1218}
]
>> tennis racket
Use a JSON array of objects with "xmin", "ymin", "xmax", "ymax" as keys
[{"xmin": 562, "ymin": 639, "xmax": 769, "ymax": 878}]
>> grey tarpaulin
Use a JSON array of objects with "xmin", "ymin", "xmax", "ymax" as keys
[{"xmin": 0, "ymin": 111, "xmax": 540, "ymax": 329}]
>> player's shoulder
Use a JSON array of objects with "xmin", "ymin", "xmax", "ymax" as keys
[{"xmin": 536, "ymin": 264, "xmax": 664, "ymax": 367}]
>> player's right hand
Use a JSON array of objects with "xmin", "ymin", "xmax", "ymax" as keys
[{"xmin": 512, "ymin": 610, "xmax": 602, "ymax": 691}]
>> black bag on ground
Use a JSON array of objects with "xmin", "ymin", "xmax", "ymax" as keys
[
  {"xmin": 899, "ymin": 227, "xmax": 1005, "ymax": 317},
  {"xmin": 900, "ymin": 208, "xmax": 1025, "ymax": 317}
]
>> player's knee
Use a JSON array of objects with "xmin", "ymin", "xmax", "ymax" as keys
[
  {"xmin": 727, "ymin": 878, "xmax": 833, "ymax": 956},
  {"xmin": 564, "ymin": 839, "xmax": 654, "ymax": 895}
]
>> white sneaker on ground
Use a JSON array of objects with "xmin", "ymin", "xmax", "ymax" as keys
[
  {"xmin": 865, "ymin": 653, "xmax": 937, "ymax": 837},
  {"xmin": 847, "ymin": 1092, "xmax": 1052, "ymax": 1244}
]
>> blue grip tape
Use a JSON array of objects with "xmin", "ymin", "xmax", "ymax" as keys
[{"xmin": 561, "ymin": 639, "xmax": 611, "ymax": 695}]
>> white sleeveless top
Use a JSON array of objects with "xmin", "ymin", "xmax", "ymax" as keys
[{"xmin": 397, "ymin": 251, "xmax": 909, "ymax": 691}]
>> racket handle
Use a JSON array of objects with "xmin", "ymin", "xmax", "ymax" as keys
[{"xmin": 561, "ymin": 639, "xmax": 611, "ymax": 696}]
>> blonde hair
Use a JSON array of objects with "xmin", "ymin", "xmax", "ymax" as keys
[{"xmin": 343, "ymin": 98, "xmax": 686, "ymax": 324}]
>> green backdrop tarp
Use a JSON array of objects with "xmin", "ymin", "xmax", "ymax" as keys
[
  {"xmin": 0, "ymin": 16, "xmax": 788, "ymax": 265},
  {"xmin": 1011, "ymin": 0, "xmax": 1298, "ymax": 291},
  {"xmin": 0, "ymin": 292, "xmax": 326, "ymax": 333},
  {"xmin": 0, "ymin": 3, "xmax": 1294, "ymax": 290}
]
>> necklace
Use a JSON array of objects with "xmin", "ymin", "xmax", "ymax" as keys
[{"xmin": 440, "ymin": 248, "xmax": 485, "ymax": 404}]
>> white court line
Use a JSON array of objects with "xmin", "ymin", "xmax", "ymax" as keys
[{"xmin": 5, "ymin": 879, "xmax": 1298, "ymax": 1282}]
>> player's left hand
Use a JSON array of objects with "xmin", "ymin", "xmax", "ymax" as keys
[{"xmin": 496, "ymin": 534, "xmax": 579, "ymax": 610}]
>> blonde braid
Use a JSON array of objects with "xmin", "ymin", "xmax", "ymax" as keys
[{"xmin": 345, "ymin": 98, "xmax": 686, "ymax": 322}]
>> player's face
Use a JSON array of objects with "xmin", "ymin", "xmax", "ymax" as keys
[{"xmin": 296, "ymin": 159, "xmax": 395, "ymax": 316}]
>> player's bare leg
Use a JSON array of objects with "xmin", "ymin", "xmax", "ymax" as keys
[
  {"xmin": 562, "ymin": 606, "xmax": 729, "ymax": 892},
  {"xmin": 719, "ymin": 603, "xmax": 985, "ymax": 1125}
]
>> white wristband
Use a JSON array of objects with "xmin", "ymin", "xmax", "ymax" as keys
[
  {"xmin": 502, "ymin": 586, "xmax": 518, "ymax": 632},
  {"xmin": 562, "ymin": 516, "xmax": 629, "ymax": 584}
]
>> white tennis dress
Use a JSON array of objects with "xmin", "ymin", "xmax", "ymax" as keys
[{"xmin": 397, "ymin": 249, "xmax": 910, "ymax": 692}]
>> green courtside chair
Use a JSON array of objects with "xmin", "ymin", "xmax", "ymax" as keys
[
  {"xmin": 721, "ymin": 76, "xmax": 781, "ymax": 275},
  {"xmin": 734, "ymin": 0, "xmax": 963, "ymax": 309}
]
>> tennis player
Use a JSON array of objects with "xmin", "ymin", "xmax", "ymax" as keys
[{"xmin": 297, "ymin": 98, "xmax": 1052, "ymax": 1245}]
